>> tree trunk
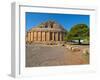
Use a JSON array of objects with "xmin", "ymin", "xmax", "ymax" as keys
[{"xmin": 78, "ymin": 39, "xmax": 81, "ymax": 44}]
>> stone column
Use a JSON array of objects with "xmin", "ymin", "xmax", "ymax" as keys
[
  {"xmin": 60, "ymin": 32, "xmax": 62, "ymax": 41},
  {"xmin": 36, "ymin": 32, "xmax": 38, "ymax": 41},
  {"xmin": 28, "ymin": 32, "xmax": 31, "ymax": 42},
  {"xmin": 38, "ymin": 31, "xmax": 41, "ymax": 41},
  {"xmin": 34, "ymin": 31, "xmax": 37, "ymax": 41},
  {"xmin": 55, "ymin": 32, "xmax": 59, "ymax": 41},
  {"xmin": 45, "ymin": 32, "xmax": 47, "ymax": 41},
  {"xmin": 46, "ymin": 32, "xmax": 50, "ymax": 41},
  {"xmin": 42, "ymin": 31, "xmax": 45, "ymax": 41},
  {"xmin": 41, "ymin": 31, "xmax": 42, "ymax": 41},
  {"xmin": 46, "ymin": 32, "xmax": 48, "ymax": 41},
  {"xmin": 52, "ymin": 32, "xmax": 54, "ymax": 41},
  {"xmin": 58, "ymin": 32, "xmax": 60, "ymax": 41},
  {"xmin": 30, "ymin": 32, "xmax": 33, "ymax": 42},
  {"xmin": 45, "ymin": 32, "xmax": 46, "ymax": 41},
  {"xmin": 33, "ymin": 32, "xmax": 34, "ymax": 41}
]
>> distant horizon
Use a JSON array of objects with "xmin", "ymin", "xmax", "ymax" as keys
[{"xmin": 26, "ymin": 12, "xmax": 90, "ymax": 31}]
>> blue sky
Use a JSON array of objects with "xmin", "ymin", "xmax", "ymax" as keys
[{"xmin": 26, "ymin": 12, "xmax": 90, "ymax": 31}]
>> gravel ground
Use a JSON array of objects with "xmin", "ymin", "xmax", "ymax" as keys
[{"xmin": 26, "ymin": 44, "xmax": 89, "ymax": 67}]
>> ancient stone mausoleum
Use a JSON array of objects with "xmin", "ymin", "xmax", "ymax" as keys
[{"xmin": 26, "ymin": 20, "xmax": 66, "ymax": 44}]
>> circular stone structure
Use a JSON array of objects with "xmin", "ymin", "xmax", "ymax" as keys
[{"xmin": 26, "ymin": 20, "xmax": 66, "ymax": 44}]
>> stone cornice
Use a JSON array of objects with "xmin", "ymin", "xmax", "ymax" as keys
[{"xmin": 28, "ymin": 28, "xmax": 66, "ymax": 32}]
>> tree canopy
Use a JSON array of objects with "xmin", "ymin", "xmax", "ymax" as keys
[{"xmin": 67, "ymin": 24, "xmax": 89, "ymax": 44}]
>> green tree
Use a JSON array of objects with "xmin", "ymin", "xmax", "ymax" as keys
[
  {"xmin": 67, "ymin": 24, "xmax": 89, "ymax": 44},
  {"xmin": 64, "ymin": 30, "xmax": 68, "ymax": 41}
]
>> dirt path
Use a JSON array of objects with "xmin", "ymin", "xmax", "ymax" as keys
[{"xmin": 26, "ymin": 44, "xmax": 89, "ymax": 67}]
